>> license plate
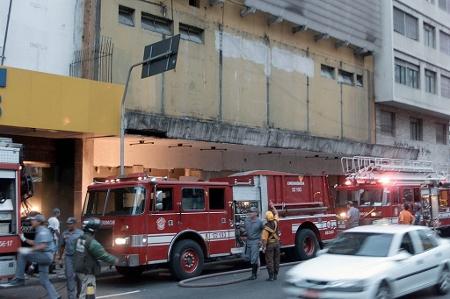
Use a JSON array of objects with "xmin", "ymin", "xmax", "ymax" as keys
[{"xmin": 304, "ymin": 289, "xmax": 320, "ymax": 299}]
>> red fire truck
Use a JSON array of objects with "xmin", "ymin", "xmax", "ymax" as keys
[
  {"xmin": 83, "ymin": 170, "xmax": 337, "ymax": 280},
  {"xmin": 0, "ymin": 138, "xmax": 32, "ymax": 282},
  {"xmin": 335, "ymin": 156, "xmax": 450, "ymax": 232}
]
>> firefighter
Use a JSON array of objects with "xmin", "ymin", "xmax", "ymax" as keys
[
  {"xmin": 398, "ymin": 203, "xmax": 415, "ymax": 225},
  {"xmin": 74, "ymin": 217, "xmax": 118, "ymax": 299},
  {"xmin": 7, "ymin": 214, "xmax": 60, "ymax": 299},
  {"xmin": 60, "ymin": 217, "xmax": 83, "ymax": 299},
  {"xmin": 242, "ymin": 206, "xmax": 264, "ymax": 280},
  {"xmin": 346, "ymin": 201, "xmax": 360, "ymax": 228},
  {"xmin": 261, "ymin": 202, "xmax": 280, "ymax": 281}
]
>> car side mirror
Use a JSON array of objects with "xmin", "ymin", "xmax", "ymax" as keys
[{"xmin": 392, "ymin": 250, "xmax": 411, "ymax": 262}]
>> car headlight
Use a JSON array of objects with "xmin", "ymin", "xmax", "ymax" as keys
[
  {"xmin": 114, "ymin": 237, "xmax": 129, "ymax": 246},
  {"xmin": 328, "ymin": 280, "xmax": 366, "ymax": 292}
]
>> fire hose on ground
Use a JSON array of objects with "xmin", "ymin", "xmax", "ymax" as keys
[{"xmin": 178, "ymin": 261, "xmax": 300, "ymax": 288}]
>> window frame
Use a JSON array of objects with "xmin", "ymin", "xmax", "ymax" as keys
[
  {"xmin": 441, "ymin": 75, "xmax": 450, "ymax": 98},
  {"xmin": 436, "ymin": 123, "xmax": 448, "ymax": 144},
  {"xmin": 425, "ymin": 69, "xmax": 437, "ymax": 94},
  {"xmin": 181, "ymin": 187, "xmax": 206, "ymax": 211},
  {"xmin": 379, "ymin": 110, "xmax": 395, "ymax": 136},
  {"xmin": 394, "ymin": 8, "xmax": 418, "ymax": 40},
  {"xmin": 395, "ymin": 58, "xmax": 420, "ymax": 89},
  {"xmin": 179, "ymin": 23, "xmax": 204, "ymax": 44},
  {"xmin": 440, "ymin": 31, "xmax": 450, "ymax": 55},
  {"xmin": 338, "ymin": 69, "xmax": 354, "ymax": 85},
  {"xmin": 141, "ymin": 12, "xmax": 172, "ymax": 35},
  {"xmin": 208, "ymin": 187, "xmax": 226, "ymax": 210},
  {"xmin": 410, "ymin": 117, "xmax": 423, "ymax": 141},
  {"xmin": 399, "ymin": 232, "xmax": 416, "ymax": 255},
  {"xmin": 320, "ymin": 64, "xmax": 335, "ymax": 80},
  {"xmin": 118, "ymin": 5, "xmax": 135, "ymax": 27},
  {"xmin": 423, "ymin": 23, "xmax": 436, "ymax": 48},
  {"xmin": 153, "ymin": 187, "xmax": 174, "ymax": 213}
]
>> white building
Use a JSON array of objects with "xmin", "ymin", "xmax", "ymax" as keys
[{"xmin": 375, "ymin": 0, "xmax": 450, "ymax": 163}]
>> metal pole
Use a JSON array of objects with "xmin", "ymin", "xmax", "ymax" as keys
[
  {"xmin": 119, "ymin": 50, "xmax": 173, "ymax": 176},
  {"xmin": 1, "ymin": 0, "xmax": 13, "ymax": 65}
]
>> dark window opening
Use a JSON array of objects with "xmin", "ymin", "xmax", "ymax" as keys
[
  {"xmin": 141, "ymin": 12, "xmax": 172, "ymax": 35},
  {"xmin": 182, "ymin": 188, "xmax": 205, "ymax": 210},
  {"xmin": 189, "ymin": 0, "xmax": 200, "ymax": 7},
  {"xmin": 179, "ymin": 23, "xmax": 204, "ymax": 44},
  {"xmin": 154, "ymin": 188, "xmax": 173, "ymax": 211},
  {"xmin": 209, "ymin": 188, "xmax": 225, "ymax": 210},
  {"xmin": 119, "ymin": 5, "xmax": 135, "ymax": 27}
]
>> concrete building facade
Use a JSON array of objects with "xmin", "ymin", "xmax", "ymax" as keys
[
  {"xmin": 76, "ymin": 0, "xmax": 417, "ymax": 187},
  {"xmin": 375, "ymin": 0, "xmax": 450, "ymax": 163}
]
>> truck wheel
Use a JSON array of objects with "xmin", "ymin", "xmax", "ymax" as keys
[
  {"xmin": 170, "ymin": 239, "xmax": 204, "ymax": 280},
  {"xmin": 295, "ymin": 229, "xmax": 319, "ymax": 260},
  {"xmin": 116, "ymin": 266, "xmax": 144, "ymax": 278}
]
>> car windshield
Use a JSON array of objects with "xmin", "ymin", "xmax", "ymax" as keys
[
  {"xmin": 327, "ymin": 232, "xmax": 393, "ymax": 257},
  {"xmin": 336, "ymin": 188, "xmax": 390, "ymax": 207},
  {"xmin": 83, "ymin": 186, "xmax": 146, "ymax": 216}
]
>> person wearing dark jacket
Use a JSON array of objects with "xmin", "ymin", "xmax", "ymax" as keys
[
  {"xmin": 74, "ymin": 218, "xmax": 118, "ymax": 299},
  {"xmin": 261, "ymin": 202, "xmax": 280, "ymax": 281}
]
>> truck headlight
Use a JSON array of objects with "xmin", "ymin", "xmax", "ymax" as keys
[
  {"xmin": 114, "ymin": 237, "xmax": 129, "ymax": 246},
  {"xmin": 339, "ymin": 212, "xmax": 347, "ymax": 218}
]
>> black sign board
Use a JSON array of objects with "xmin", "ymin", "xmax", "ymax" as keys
[{"xmin": 141, "ymin": 34, "xmax": 180, "ymax": 79}]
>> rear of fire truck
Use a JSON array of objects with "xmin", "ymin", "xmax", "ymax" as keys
[
  {"xmin": 0, "ymin": 138, "xmax": 32, "ymax": 282},
  {"xmin": 336, "ymin": 156, "xmax": 450, "ymax": 231}
]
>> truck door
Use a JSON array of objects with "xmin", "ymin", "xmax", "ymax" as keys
[{"xmin": 207, "ymin": 187, "xmax": 234, "ymax": 256}]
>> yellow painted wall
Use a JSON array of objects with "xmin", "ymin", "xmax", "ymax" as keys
[
  {"xmin": 0, "ymin": 67, "xmax": 123, "ymax": 135},
  {"xmin": 100, "ymin": 0, "xmax": 373, "ymax": 142}
]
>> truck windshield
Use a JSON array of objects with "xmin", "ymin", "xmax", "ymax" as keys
[
  {"xmin": 84, "ymin": 186, "xmax": 146, "ymax": 216},
  {"xmin": 336, "ymin": 188, "xmax": 390, "ymax": 207},
  {"xmin": 327, "ymin": 232, "xmax": 393, "ymax": 257}
]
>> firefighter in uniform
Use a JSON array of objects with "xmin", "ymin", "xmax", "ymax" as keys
[
  {"xmin": 261, "ymin": 202, "xmax": 280, "ymax": 281},
  {"xmin": 242, "ymin": 206, "xmax": 264, "ymax": 280},
  {"xmin": 74, "ymin": 218, "xmax": 118, "ymax": 299}
]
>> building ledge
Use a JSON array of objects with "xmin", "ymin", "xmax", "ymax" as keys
[{"xmin": 126, "ymin": 110, "xmax": 419, "ymax": 160}]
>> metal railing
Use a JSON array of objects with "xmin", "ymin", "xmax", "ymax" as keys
[{"xmin": 69, "ymin": 36, "xmax": 113, "ymax": 82}]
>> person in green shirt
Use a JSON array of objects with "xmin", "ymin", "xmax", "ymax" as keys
[{"xmin": 73, "ymin": 218, "xmax": 118, "ymax": 299}]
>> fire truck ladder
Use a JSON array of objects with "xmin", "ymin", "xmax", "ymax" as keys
[{"xmin": 341, "ymin": 156, "xmax": 449, "ymax": 183}]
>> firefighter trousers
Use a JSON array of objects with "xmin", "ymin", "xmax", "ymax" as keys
[{"xmin": 265, "ymin": 242, "xmax": 280, "ymax": 275}]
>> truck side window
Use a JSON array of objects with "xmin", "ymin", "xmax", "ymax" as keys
[
  {"xmin": 155, "ymin": 188, "xmax": 173, "ymax": 212},
  {"xmin": 209, "ymin": 188, "xmax": 225, "ymax": 210},
  {"xmin": 399, "ymin": 232, "xmax": 415, "ymax": 255},
  {"xmin": 182, "ymin": 188, "xmax": 205, "ymax": 211}
]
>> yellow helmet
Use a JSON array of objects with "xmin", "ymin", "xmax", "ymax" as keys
[{"xmin": 265, "ymin": 211, "xmax": 274, "ymax": 221}]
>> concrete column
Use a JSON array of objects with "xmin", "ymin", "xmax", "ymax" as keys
[{"xmin": 73, "ymin": 138, "xmax": 94, "ymax": 220}]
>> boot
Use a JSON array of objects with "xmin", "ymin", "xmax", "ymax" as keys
[
  {"xmin": 266, "ymin": 270, "xmax": 274, "ymax": 281},
  {"xmin": 249, "ymin": 264, "xmax": 257, "ymax": 280},
  {"xmin": 273, "ymin": 272, "xmax": 278, "ymax": 281}
]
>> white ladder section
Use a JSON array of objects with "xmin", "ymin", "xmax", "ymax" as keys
[{"xmin": 341, "ymin": 156, "xmax": 450, "ymax": 182}]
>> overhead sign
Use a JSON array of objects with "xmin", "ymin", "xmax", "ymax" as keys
[{"xmin": 141, "ymin": 34, "xmax": 180, "ymax": 79}]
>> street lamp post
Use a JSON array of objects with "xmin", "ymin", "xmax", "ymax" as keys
[{"xmin": 119, "ymin": 35, "xmax": 180, "ymax": 177}]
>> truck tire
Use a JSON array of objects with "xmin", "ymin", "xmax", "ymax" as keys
[
  {"xmin": 295, "ymin": 229, "xmax": 319, "ymax": 260},
  {"xmin": 170, "ymin": 239, "xmax": 204, "ymax": 280},
  {"xmin": 116, "ymin": 266, "xmax": 144, "ymax": 278}
]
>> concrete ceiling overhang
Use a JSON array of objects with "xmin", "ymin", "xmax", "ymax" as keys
[{"xmin": 244, "ymin": 0, "xmax": 381, "ymax": 52}]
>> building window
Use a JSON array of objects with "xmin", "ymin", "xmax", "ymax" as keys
[
  {"xmin": 356, "ymin": 74, "xmax": 364, "ymax": 87},
  {"xmin": 425, "ymin": 69, "xmax": 437, "ymax": 94},
  {"xmin": 118, "ymin": 5, "xmax": 135, "ymax": 27},
  {"xmin": 439, "ymin": 0, "xmax": 450, "ymax": 13},
  {"xmin": 436, "ymin": 123, "xmax": 447, "ymax": 144},
  {"xmin": 141, "ymin": 12, "xmax": 172, "ymax": 35},
  {"xmin": 395, "ymin": 59, "xmax": 419, "ymax": 89},
  {"xmin": 338, "ymin": 70, "xmax": 354, "ymax": 85},
  {"xmin": 441, "ymin": 75, "xmax": 450, "ymax": 98},
  {"xmin": 179, "ymin": 23, "xmax": 204, "ymax": 44},
  {"xmin": 424, "ymin": 23, "xmax": 436, "ymax": 48},
  {"xmin": 380, "ymin": 111, "xmax": 395, "ymax": 136},
  {"xmin": 426, "ymin": 0, "xmax": 435, "ymax": 4},
  {"xmin": 189, "ymin": 0, "xmax": 200, "ymax": 7},
  {"xmin": 440, "ymin": 31, "xmax": 450, "ymax": 55},
  {"xmin": 410, "ymin": 117, "xmax": 423, "ymax": 141},
  {"xmin": 394, "ymin": 8, "xmax": 418, "ymax": 40},
  {"xmin": 320, "ymin": 64, "xmax": 335, "ymax": 79}
]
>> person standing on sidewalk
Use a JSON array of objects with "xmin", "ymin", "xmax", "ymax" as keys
[
  {"xmin": 261, "ymin": 202, "xmax": 280, "ymax": 281},
  {"xmin": 60, "ymin": 217, "xmax": 83, "ymax": 299},
  {"xmin": 242, "ymin": 206, "xmax": 264, "ymax": 280},
  {"xmin": 48, "ymin": 208, "xmax": 61, "ymax": 272},
  {"xmin": 74, "ymin": 217, "xmax": 118, "ymax": 299},
  {"xmin": 5, "ymin": 214, "xmax": 60, "ymax": 299}
]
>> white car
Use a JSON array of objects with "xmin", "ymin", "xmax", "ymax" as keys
[{"xmin": 285, "ymin": 225, "xmax": 450, "ymax": 299}]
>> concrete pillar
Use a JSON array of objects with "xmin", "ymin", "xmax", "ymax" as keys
[{"xmin": 73, "ymin": 138, "xmax": 94, "ymax": 220}]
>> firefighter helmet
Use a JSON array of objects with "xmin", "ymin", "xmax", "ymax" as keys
[
  {"xmin": 265, "ymin": 211, "xmax": 274, "ymax": 221},
  {"xmin": 82, "ymin": 217, "xmax": 101, "ymax": 233}
]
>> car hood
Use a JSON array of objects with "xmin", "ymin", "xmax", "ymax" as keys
[{"xmin": 287, "ymin": 254, "xmax": 389, "ymax": 282}]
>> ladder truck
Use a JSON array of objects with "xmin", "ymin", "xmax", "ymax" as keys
[{"xmin": 335, "ymin": 156, "xmax": 450, "ymax": 233}]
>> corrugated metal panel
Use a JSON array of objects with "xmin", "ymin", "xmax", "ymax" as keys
[{"xmin": 244, "ymin": 0, "xmax": 381, "ymax": 51}]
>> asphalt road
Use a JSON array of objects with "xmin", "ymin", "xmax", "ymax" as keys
[{"xmin": 1, "ymin": 263, "xmax": 449, "ymax": 299}]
